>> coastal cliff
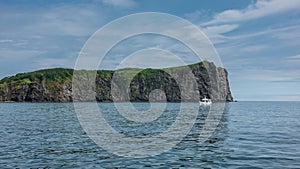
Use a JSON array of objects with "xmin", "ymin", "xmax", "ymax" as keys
[{"xmin": 0, "ymin": 61, "xmax": 233, "ymax": 102}]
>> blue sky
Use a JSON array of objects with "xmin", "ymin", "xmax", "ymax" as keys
[{"xmin": 0, "ymin": 0, "xmax": 300, "ymax": 101}]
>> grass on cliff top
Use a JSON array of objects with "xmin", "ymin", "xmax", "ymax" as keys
[
  {"xmin": 0, "ymin": 68, "xmax": 73, "ymax": 84},
  {"xmin": 113, "ymin": 61, "xmax": 206, "ymax": 78},
  {"xmin": 0, "ymin": 61, "xmax": 208, "ymax": 86}
]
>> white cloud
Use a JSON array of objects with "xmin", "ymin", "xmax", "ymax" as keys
[
  {"xmin": 229, "ymin": 25, "xmax": 300, "ymax": 41},
  {"xmin": 32, "ymin": 57, "xmax": 76, "ymax": 69},
  {"xmin": 287, "ymin": 54, "xmax": 300, "ymax": 59},
  {"xmin": 202, "ymin": 24, "xmax": 239, "ymax": 43},
  {"xmin": 241, "ymin": 45, "xmax": 267, "ymax": 52},
  {"xmin": 184, "ymin": 10, "xmax": 212, "ymax": 23},
  {"xmin": 116, "ymin": 48, "xmax": 188, "ymax": 69},
  {"xmin": 0, "ymin": 49, "xmax": 43, "ymax": 60},
  {"xmin": 236, "ymin": 69, "xmax": 300, "ymax": 82},
  {"xmin": 31, "ymin": 5, "xmax": 106, "ymax": 37},
  {"xmin": 284, "ymin": 54, "xmax": 300, "ymax": 65},
  {"xmin": 88, "ymin": 34, "xmax": 202, "ymax": 70},
  {"xmin": 184, "ymin": 3, "xmax": 300, "ymax": 99},
  {"xmin": 0, "ymin": 3, "xmax": 110, "ymax": 39},
  {"xmin": 0, "ymin": 39, "xmax": 14, "ymax": 43},
  {"xmin": 203, "ymin": 0, "xmax": 300, "ymax": 25},
  {"xmin": 0, "ymin": 3, "xmax": 111, "ymax": 78},
  {"xmin": 203, "ymin": 24, "xmax": 239, "ymax": 35},
  {"xmin": 101, "ymin": 0, "xmax": 136, "ymax": 8}
]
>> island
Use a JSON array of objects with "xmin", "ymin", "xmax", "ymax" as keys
[{"xmin": 0, "ymin": 61, "xmax": 233, "ymax": 102}]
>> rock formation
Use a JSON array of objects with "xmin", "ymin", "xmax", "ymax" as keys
[{"xmin": 0, "ymin": 61, "xmax": 233, "ymax": 102}]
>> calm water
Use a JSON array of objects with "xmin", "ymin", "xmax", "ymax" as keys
[{"xmin": 0, "ymin": 102, "xmax": 299, "ymax": 168}]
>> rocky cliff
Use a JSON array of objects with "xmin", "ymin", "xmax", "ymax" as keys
[{"xmin": 0, "ymin": 61, "xmax": 233, "ymax": 102}]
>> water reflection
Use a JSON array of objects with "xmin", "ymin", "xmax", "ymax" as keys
[{"xmin": 97, "ymin": 103, "xmax": 231, "ymax": 168}]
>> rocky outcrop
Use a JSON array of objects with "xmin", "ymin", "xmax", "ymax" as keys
[{"xmin": 0, "ymin": 62, "xmax": 233, "ymax": 102}]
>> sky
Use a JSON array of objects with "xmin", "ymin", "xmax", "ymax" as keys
[{"xmin": 0, "ymin": 0, "xmax": 300, "ymax": 101}]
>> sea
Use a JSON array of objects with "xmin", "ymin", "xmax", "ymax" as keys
[{"xmin": 0, "ymin": 102, "xmax": 299, "ymax": 168}]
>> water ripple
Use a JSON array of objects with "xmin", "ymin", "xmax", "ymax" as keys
[{"xmin": 0, "ymin": 102, "xmax": 299, "ymax": 168}]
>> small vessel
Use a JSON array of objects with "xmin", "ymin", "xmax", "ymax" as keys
[{"xmin": 199, "ymin": 97, "xmax": 212, "ymax": 106}]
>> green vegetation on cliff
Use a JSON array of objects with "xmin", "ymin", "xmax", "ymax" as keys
[
  {"xmin": 0, "ymin": 68, "xmax": 73, "ymax": 84},
  {"xmin": 0, "ymin": 62, "xmax": 207, "ymax": 85},
  {"xmin": 0, "ymin": 68, "xmax": 74, "ymax": 92}
]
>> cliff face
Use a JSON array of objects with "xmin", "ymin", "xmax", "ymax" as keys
[{"xmin": 0, "ymin": 62, "xmax": 233, "ymax": 102}]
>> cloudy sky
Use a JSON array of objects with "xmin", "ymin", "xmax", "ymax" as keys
[{"xmin": 0, "ymin": 0, "xmax": 299, "ymax": 101}]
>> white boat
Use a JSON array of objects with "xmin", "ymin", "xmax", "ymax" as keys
[{"xmin": 199, "ymin": 97, "xmax": 212, "ymax": 106}]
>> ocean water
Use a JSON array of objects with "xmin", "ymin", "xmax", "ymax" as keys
[{"xmin": 0, "ymin": 102, "xmax": 299, "ymax": 168}]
